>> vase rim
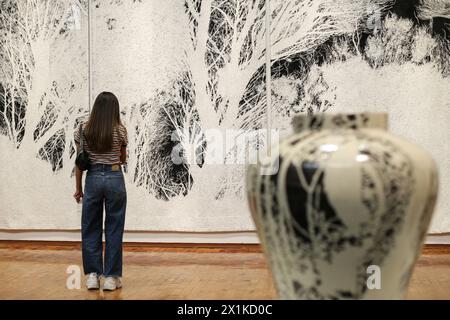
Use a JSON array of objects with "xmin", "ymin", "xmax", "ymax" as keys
[{"xmin": 291, "ymin": 112, "xmax": 388, "ymax": 132}]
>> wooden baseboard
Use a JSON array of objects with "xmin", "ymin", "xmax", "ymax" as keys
[
  {"xmin": 421, "ymin": 244, "xmax": 450, "ymax": 255},
  {"xmin": 0, "ymin": 240, "xmax": 449, "ymax": 254},
  {"xmin": 0, "ymin": 240, "xmax": 262, "ymax": 253}
]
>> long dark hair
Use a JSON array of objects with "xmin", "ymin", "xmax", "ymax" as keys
[{"xmin": 85, "ymin": 92, "xmax": 122, "ymax": 152}]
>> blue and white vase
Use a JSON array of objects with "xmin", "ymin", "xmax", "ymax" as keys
[{"xmin": 246, "ymin": 113, "xmax": 438, "ymax": 299}]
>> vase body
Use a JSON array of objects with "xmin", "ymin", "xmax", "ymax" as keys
[{"xmin": 246, "ymin": 113, "xmax": 438, "ymax": 299}]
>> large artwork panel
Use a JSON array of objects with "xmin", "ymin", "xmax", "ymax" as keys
[
  {"xmin": 90, "ymin": 0, "xmax": 256, "ymax": 230},
  {"xmin": 269, "ymin": 0, "xmax": 450, "ymax": 232},
  {"xmin": 0, "ymin": 0, "xmax": 449, "ymax": 233},
  {"xmin": 0, "ymin": 0, "xmax": 89, "ymax": 228}
]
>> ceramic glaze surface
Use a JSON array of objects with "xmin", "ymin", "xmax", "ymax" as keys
[{"xmin": 246, "ymin": 113, "xmax": 438, "ymax": 299}]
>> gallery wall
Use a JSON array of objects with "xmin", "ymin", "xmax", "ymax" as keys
[{"xmin": 0, "ymin": 0, "xmax": 449, "ymax": 233}]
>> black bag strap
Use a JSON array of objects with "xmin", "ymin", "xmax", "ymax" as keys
[{"xmin": 79, "ymin": 123, "xmax": 84, "ymax": 151}]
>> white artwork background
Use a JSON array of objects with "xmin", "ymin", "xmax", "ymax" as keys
[
  {"xmin": 89, "ymin": 0, "xmax": 254, "ymax": 231},
  {"xmin": 0, "ymin": 0, "xmax": 90, "ymax": 229},
  {"xmin": 0, "ymin": 0, "xmax": 449, "ymax": 232}
]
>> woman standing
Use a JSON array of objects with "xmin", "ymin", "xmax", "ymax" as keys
[{"xmin": 73, "ymin": 92, "xmax": 128, "ymax": 291}]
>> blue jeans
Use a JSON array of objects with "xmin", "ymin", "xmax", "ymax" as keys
[{"xmin": 82, "ymin": 164, "xmax": 127, "ymax": 277}]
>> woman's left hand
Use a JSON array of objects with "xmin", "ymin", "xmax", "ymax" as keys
[{"xmin": 73, "ymin": 190, "xmax": 84, "ymax": 203}]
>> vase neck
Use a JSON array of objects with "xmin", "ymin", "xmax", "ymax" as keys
[{"xmin": 292, "ymin": 113, "xmax": 388, "ymax": 133}]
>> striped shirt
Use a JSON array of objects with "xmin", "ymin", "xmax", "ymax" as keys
[{"xmin": 74, "ymin": 123, "xmax": 128, "ymax": 165}]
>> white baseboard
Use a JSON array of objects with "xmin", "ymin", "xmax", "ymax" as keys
[
  {"xmin": 0, "ymin": 230, "xmax": 260, "ymax": 244},
  {"xmin": 0, "ymin": 230, "xmax": 449, "ymax": 244},
  {"xmin": 424, "ymin": 234, "xmax": 450, "ymax": 245}
]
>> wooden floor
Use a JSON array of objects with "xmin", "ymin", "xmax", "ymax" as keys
[{"xmin": 0, "ymin": 241, "xmax": 448, "ymax": 300}]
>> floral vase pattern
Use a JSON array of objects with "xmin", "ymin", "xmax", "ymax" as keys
[{"xmin": 246, "ymin": 113, "xmax": 438, "ymax": 299}]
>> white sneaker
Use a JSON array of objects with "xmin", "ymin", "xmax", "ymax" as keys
[
  {"xmin": 86, "ymin": 273, "xmax": 100, "ymax": 290},
  {"xmin": 103, "ymin": 276, "xmax": 122, "ymax": 291}
]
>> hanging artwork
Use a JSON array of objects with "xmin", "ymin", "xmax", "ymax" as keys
[
  {"xmin": 0, "ymin": 0, "xmax": 449, "ymax": 232},
  {"xmin": 0, "ymin": 0, "xmax": 90, "ymax": 228},
  {"xmin": 267, "ymin": 0, "xmax": 450, "ymax": 232}
]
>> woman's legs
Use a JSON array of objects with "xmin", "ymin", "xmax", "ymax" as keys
[
  {"xmin": 103, "ymin": 172, "xmax": 127, "ymax": 277},
  {"xmin": 81, "ymin": 175, "xmax": 104, "ymax": 275}
]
